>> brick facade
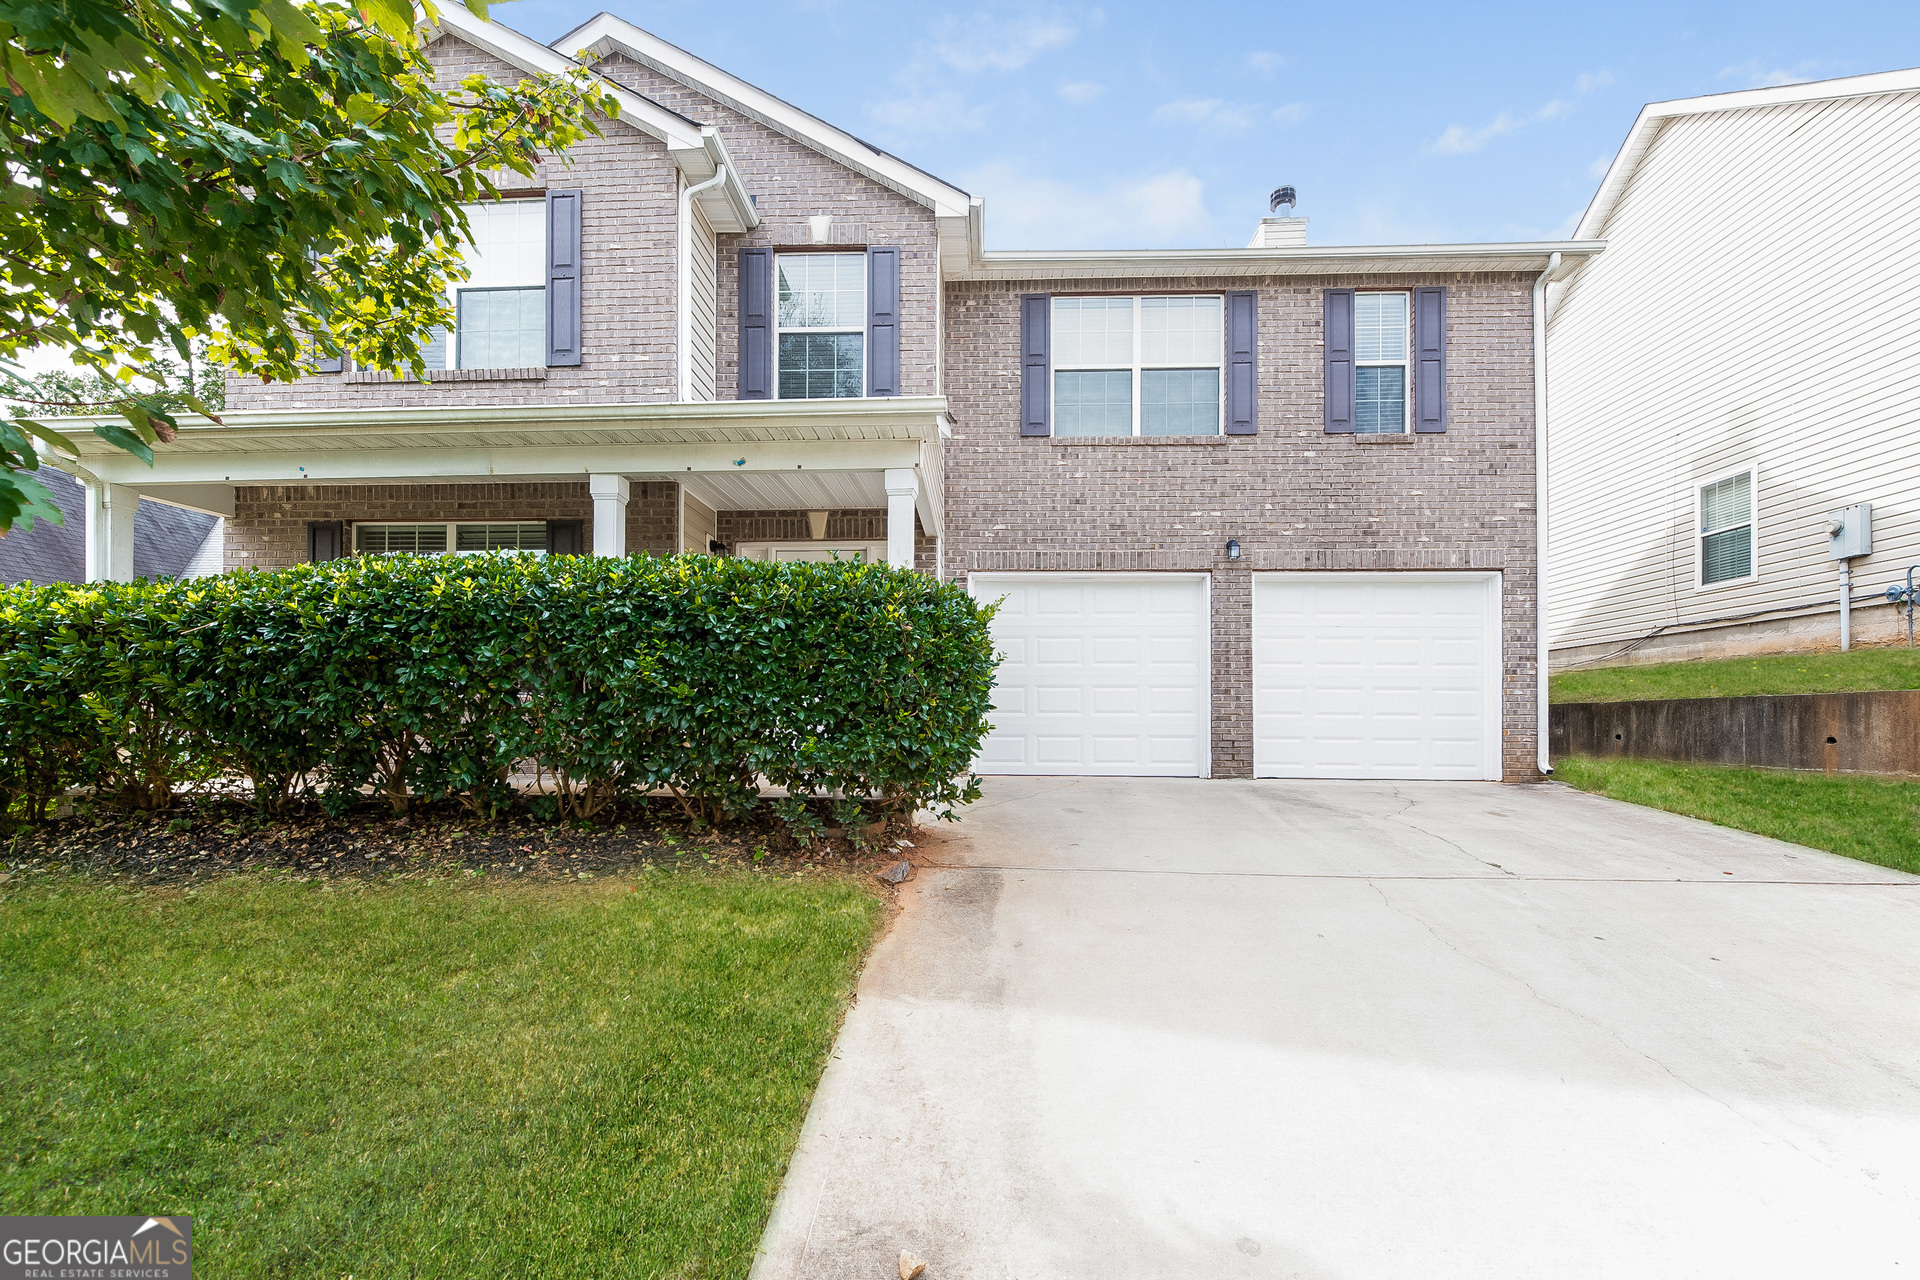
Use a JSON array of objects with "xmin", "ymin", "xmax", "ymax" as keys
[{"xmin": 942, "ymin": 274, "xmax": 1542, "ymax": 780}]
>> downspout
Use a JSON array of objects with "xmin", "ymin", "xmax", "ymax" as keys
[
  {"xmin": 676, "ymin": 163, "xmax": 731, "ymax": 402},
  {"xmin": 1533, "ymin": 252, "xmax": 1565, "ymax": 777}
]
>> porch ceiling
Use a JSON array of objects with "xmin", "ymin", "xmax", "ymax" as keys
[{"xmin": 661, "ymin": 470, "xmax": 888, "ymax": 512}]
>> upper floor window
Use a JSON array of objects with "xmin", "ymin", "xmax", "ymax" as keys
[
  {"xmin": 1052, "ymin": 295, "xmax": 1222, "ymax": 436},
  {"xmin": 1699, "ymin": 471, "xmax": 1754, "ymax": 585},
  {"xmin": 419, "ymin": 200, "xmax": 547, "ymax": 371},
  {"xmin": 777, "ymin": 253, "xmax": 865, "ymax": 398},
  {"xmin": 1354, "ymin": 291, "xmax": 1409, "ymax": 434}
]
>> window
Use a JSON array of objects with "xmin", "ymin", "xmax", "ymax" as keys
[
  {"xmin": 1699, "ymin": 471, "xmax": 1754, "ymax": 585},
  {"xmin": 355, "ymin": 522, "xmax": 547, "ymax": 555},
  {"xmin": 776, "ymin": 253, "xmax": 865, "ymax": 399},
  {"xmin": 1051, "ymin": 296, "xmax": 1222, "ymax": 436},
  {"xmin": 415, "ymin": 200, "xmax": 547, "ymax": 371},
  {"xmin": 1354, "ymin": 292, "xmax": 1409, "ymax": 434}
]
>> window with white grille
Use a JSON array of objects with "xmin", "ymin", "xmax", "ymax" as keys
[
  {"xmin": 1699, "ymin": 471, "xmax": 1754, "ymax": 585},
  {"xmin": 776, "ymin": 253, "xmax": 866, "ymax": 399},
  {"xmin": 414, "ymin": 200, "xmax": 547, "ymax": 371},
  {"xmin": 1354, "ymin": 292, "xmax": 1409, "ymax": 434},
  {"xmin": 1051, "ymin": 295, "xmax": 1223, "ymax": 436}
]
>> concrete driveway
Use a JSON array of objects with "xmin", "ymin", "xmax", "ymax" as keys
[{"xmin": 751, "ymin": 778, "xmax": 1920, "ymax": 1279}]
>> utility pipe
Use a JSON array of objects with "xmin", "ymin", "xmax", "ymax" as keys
[
  {"xmin": 1840, "ymin": 559, "xmax": 1854, "ymax": 651},
  {"xmin": 1533, "ymin": 251, "xmax": 1567, "ymax": 778}
]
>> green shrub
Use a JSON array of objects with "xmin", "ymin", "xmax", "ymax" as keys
[{"xmin": 0, "ymin": 554, "xmax": 999, "ymax": 827}]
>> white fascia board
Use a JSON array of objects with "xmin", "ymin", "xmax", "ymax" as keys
[
  {"xmin": 950, "ymin": 240, "xmax": 1605, "ymax": 282},
  {"xmin": 1574, "ymin": 65, "xmax": 1920, "ymax": 242},
  {"xmin": 60, "ymin": 397, "xmax": 954, "ymax": 458},
  {"xmin": 77, "ymin": 439, "xmax": 928, "ymax": 488},
  {"xmin": 555, "ymin": 12, "xmax": 973, "ymax": 219}
]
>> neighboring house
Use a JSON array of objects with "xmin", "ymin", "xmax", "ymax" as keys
[
  {"xmin": 52, "ymin": 9, "xmax": 1597, "ymax": 781},
  {"xmin": 0, "ymin": 466, "xmax": 221, "ymax": 585},
  {"xmin": 1548, "ymin": 69, "xmax": 1920, "ymax": 667}
]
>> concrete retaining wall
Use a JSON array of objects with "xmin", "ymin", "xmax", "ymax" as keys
[{"xmin": 1550, "ymin": 690, "xmax": 1920, "ymax": 776}]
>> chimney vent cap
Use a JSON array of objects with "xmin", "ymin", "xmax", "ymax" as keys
[{"xmin": 1269, "ymin": 186, "xmax": 1297, "ymax": 214}]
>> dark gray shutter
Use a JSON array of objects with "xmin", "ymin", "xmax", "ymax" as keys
[
  {"xmin": 1225, "ymin": 290, "xmax": 1258, "ymax": 435},
  {"xmin": 866, "ymin": 246, "xmax": 900, "ymax": 397},
  {"xmin": 738, "ymin": 248, "xmax": 773, "ymax": 400},
  {"xmin": 308, "ymin": 521, "xmax": 344, "ymax": 562},
  {"xmin": 1324, "ymin": 288, "xmax": 1355, "ymax": 434},
  {"xmin": 546, "ymin": 189, "xmax": 582, "ymax": 367},
  {"xmin": 1020, "ymin": 293, "xmax": 1050, "ymax": 436},
  {"xmin": 1415, "ymin": 286, "xmax": 1447, "ymax": 433},
  {"xmin": 545, "ymin": 519, "xmax": 583, "ymax": 555}
]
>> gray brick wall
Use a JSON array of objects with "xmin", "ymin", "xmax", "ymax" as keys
[
  {"xmin": 591, "ymin": 55, "xmax": 941, "ymax": 401},
  {"xmin": 943, "ymin": 273, "xmax": 1542, "ymax": 780},
  {"xmin": 226, "ymin": 481, "xmax": 678, "ymax": 569},
  {"xmin": 226, "ymin": 36, "xmax": 683, "ymax": 413}
]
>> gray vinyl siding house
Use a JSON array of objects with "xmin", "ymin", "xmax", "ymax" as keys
[{"xmin": 55, "ymin": 8, "xmax": 1599, "ymax": 782}]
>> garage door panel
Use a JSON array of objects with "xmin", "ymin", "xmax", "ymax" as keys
[
  {"xmin": 1254, "ymin": 573, "xmax": 1501, "ymax": 781},
  {"xmin": 975, "ymin": 574, "xmax": 1209, "ymax": 777}
]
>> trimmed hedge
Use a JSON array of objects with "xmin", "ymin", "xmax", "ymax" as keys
[{"xmin": 0, "ymin": 554, "xmax": 1000, "ymax": 829}]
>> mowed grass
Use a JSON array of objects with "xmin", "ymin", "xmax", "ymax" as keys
[
  {"xmin": 1555, "ymin": 756, "xmax": 1920, "ymax": 875},
  {"xmin": 0, "ymin": 870, "xmax": 882, "ymax": 1278},
  {"xmin": 1551, "ymin": 646, "xmax": 1920, "ymax": 703}
]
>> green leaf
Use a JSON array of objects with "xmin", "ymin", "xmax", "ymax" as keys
[
  {"xmin": 91, "ymin": 422, "xmax": 154, "ymax": 465},
  {"xmin": 9, "ymin": 417, "xmax": 82, "ymax": 457}
]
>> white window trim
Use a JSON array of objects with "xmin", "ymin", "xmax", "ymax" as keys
[
  {"xmin": 772, "ymin": 251, "xmax": 866, "ymax": 401},
  {"xmin": 1355, "ymin": 290, "xmax": 1411, "ymax": 436},
  {"xmin": 352, "ymin": 521, "xmax": 549, "ymax": 556},
  {"xmin": 1692, "ymin": 463, "xmax": 1759, "ymax": 591},
  {"xmin": 1049, "ymin": 295, "xmax": 1226, "ymax": 437},
  {"xmin": 733, "ymin": 541, "xmax": 886, "ymax": 564}
]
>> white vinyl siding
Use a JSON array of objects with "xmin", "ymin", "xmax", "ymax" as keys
[
  {"xmin": 1051, "ymin": 296, "xmax": 1223, "ymax": 436},
  {"xmin": 1548, "ymin": 90, "xmax": 1920, "ymax": 652},
  {"xmin": 688, "ymin": 204, "xmax": 718, "ymax": 401},
  {"xmin": 681, "ymin": 492, "xmax": 717, "ymax": 554}
]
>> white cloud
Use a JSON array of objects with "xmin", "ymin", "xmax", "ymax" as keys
[
  {"xmin": 932, "ymin": 10, "xmax": 1078, "ymax": 73},
  {"xmin": 964, "ymin": 161, "xmax": 1213, "ymax": 250},
  {"xmin": 1058, "ymin": 80, "xmax": 1105, "ymax": 104},
  {"xmin": 1717, "ymin": 58, "xmax": 1822, "ymax": 88},
  {"xmin": 867, "ymin": 85, "xmax": 988, "ymax": 134},
  {"xmin": 1153, "ymin": 98, "xmax": 1259, "ymax": 131},
  {"xmin": 1426, "ymin": 71, "xmax": 1611, "ymax": 156},
  {"xmin": 1588, "ymin": 153, "xmax": 1613, "ymax": 179},
  {"xmin": 1272, "ymin": 103, "xmax": 1308, "ymax": 126},
  {"xmin": 1245, "ymin": 50, "xmax": 1283, "ymax": 76}
]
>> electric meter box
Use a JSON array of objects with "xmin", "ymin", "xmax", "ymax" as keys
[{"xmin": 1828, "ymin": 503, "xmax": 1873, "ymax": 561}]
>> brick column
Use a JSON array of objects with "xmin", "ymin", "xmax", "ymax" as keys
[{"xmin": 1211, "ymin": 565, "xmax": 1253, "ymax": 778}]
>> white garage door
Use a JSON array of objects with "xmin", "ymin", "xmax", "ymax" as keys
[
  {"xmin": 1253, "ymin": 572, "xmax": 1502, "ymax": 780},
  {"xmin": 971, "ymin": 574, "xmax": 1210, "ymax": 776}
]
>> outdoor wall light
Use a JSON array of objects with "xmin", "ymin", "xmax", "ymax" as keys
[{"xmin": 1226, "ymin": 539, "xmax": 1242, "ymax": 561}]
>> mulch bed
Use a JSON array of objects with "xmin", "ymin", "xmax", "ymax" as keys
[{"xmin": 1, "ymin": 794, "xmax": 923, "ymax": 889}]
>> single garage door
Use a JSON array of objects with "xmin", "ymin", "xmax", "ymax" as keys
[
  {"xmin": 1252, "ymin": 572, "xmax": 1502, "ymax": 780},
  {"xmin": 971, "ymin": 573, "xmax": 1210, "ymax": 776}
]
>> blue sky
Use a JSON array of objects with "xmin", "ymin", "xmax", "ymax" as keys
[{"xmin": 518, "ymin": 2, "xmax": 1913, "ymax": 249}]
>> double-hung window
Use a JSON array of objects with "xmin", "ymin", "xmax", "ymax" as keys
[
  {"xmin": 354, "ymin": 522, "xmax": 548, "ymax": 555},
  {"xmin": 1354, "ymin": 292, "xmax": 1409, "ymax": 434},
  {"xmin": 1052, "ymin": 296, "xmax": 1223, "ymax": 436},
  {"xmin": 1699, "ymin": 471, "xmax": 1754, "ymax": 585},
  {"xmin": 418, "ymin": 200, "xmax": 548, "ymax": 371},
  {"xmin": 776, "ymin": 253, "xmax": 865, "ymax": 399}
]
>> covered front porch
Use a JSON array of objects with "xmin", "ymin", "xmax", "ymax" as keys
[{"xmin": 56, "ymin": 397, "xmax": 949, "ymax": 580}]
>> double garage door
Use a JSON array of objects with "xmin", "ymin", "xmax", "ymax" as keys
[{"xmin": 972, "ymin": 572, "xmax": 1502, "ymax": 780}]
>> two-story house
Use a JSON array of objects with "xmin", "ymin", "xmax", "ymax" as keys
[{"xmin": 58, "ymin": 8, "xmax": 1599, "ymax": 782}]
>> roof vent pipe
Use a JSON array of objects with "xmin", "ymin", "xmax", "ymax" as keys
[{"xmin": 1251, "ymin": 186, "xmax": 1307, "ymax": 248}]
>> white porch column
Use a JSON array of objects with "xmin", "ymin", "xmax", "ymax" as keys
[
  {"xmin": 589, "ymin": 474, "xmax": 629, "ymax": 557},
  {"xmin": 884, "ymin": 467, "xmax": 917, "ymax": 570},
  {"xmin": 84, "ymin": 481, "xmax": 139, "ymax": 582}
]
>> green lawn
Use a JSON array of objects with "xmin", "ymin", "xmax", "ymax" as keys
[
  {"xmin": 1551, "ymin": 646, "xmax": 1920, "ymax": 703},
  {"xmin": 1554, "ymin": 756, "xmax": 1920, "ymax": 875},
  {"xmin": 0, "ymin": 869, "xmax": 881, "ymax": 1278}
]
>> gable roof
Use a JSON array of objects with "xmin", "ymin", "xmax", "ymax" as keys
[
  {"xmin": 426, "ymin": 5, "xmax": 758, "ymax": 232},
  {"xmin": 1575, "ymin": 66, "xmax": 1920, "ymax": 242},
  {"xmin": 553, "ymin": 12, "xmax": 974, "ymax": 221}
]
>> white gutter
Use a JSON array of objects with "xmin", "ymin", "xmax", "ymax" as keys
[
  {"xmin": 677, "ymin": 157, "xmax": 733, "ymax": 401},
  {"xmin": 1533, "ymin": 250, "xmax": 1572, "ymax": 778}
]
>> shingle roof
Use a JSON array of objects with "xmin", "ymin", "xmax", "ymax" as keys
[{"xmin": 0, "ymin": 468, "xmax": 220, "ymax": 585}]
